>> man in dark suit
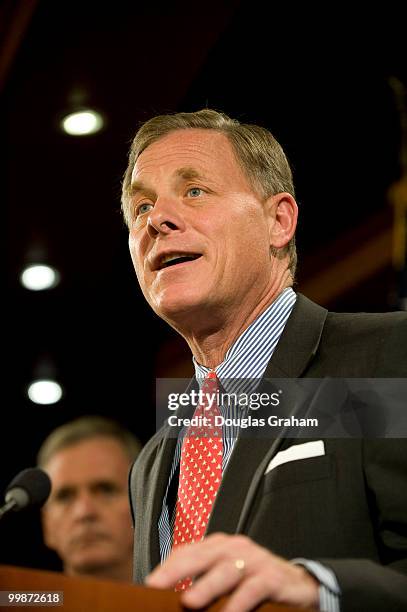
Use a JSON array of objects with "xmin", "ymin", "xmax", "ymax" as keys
[{"xmin": 121, "ymin": 109, "xmax": 407, "ymax": 611}]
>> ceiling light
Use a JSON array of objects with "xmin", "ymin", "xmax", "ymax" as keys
[
  {"xmin": 27, "ymin": 380, "xmax": 63, "ymax": 405},
  {"xmin": 61, "ymin": 109, "xmax": 104, "ymax": 136},
  {"xmin": 20, "ymin": 264, "xmax": 60, "ymax": 291}
]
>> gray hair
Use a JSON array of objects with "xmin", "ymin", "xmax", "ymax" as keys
[
  {"xmin": 37, "ymin": 416, "xmax": 142, "ymax": 468},
  {"xmin": 121, "ymin": 108, "xmax": 297, "ymax": 275}
]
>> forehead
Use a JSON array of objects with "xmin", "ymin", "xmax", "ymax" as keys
[
  {"xmin": 45, "ymin": 437, "xmax": 129, "ymax": 485},
  {"xmin": 131, "ymin": 128, "xmax": 248, "ymax": 187}
]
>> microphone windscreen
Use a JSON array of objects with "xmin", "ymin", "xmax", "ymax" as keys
[{"xmin": 5, "ymin": 467, "xmax": 51, "ymax": 509}]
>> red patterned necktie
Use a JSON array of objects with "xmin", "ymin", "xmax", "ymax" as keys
[{"xmin": 172, "ymin": 370, "xmax": 223, "ymax": 591}]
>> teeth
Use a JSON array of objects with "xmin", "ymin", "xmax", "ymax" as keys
[
  {"xmin": 161, "ymin": 253, "xmax": 188, "ymax": 266},
  {"xmin": 159, "ymin": 253, "xmax": 199, "ymax": 268}
]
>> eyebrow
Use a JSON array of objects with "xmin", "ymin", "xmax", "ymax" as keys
[
  {"xmin": 128, "ymin": 166, "xmax": 207, "ymax": 198},
  {"xmin": 175, "ymin": 167, "xmax": 206, "ymax": 182},
  {"xmin": 128, "ymin": 181, "xmax": 154, "ymax": 199},
  {"xmin": 52, "ymin": 479, "xmax": 121, "ymax": 496}
]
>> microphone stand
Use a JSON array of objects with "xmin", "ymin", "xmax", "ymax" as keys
[{"xmin": 0, "ymin": 499, "xmax": 17, "ymax": 520}]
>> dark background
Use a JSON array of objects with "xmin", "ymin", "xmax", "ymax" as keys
[{"xmin": 1, "ymin": 0, "xmax": 406, "ymax": 571}]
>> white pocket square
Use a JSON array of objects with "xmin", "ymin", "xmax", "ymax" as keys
[{"xmin": 264, "ymin": 440, "xmax": 325, "ymax": 474}]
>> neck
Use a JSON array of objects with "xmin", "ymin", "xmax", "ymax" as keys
[
  {"xmin": 66, "ymin": 559, "xmax": 133, "ymax": 582},
  {"xmin": 174, "ymin": 268, "xmax": 292, "ymax": 369}
]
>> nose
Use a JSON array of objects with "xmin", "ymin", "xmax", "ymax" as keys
[
  {"xmin": 147, "ymin": 197, "xmax": 185, "ymax": 239},
  {"xmin": 71, "ymin": 491, "xmax": 99, "ymax": 522}
]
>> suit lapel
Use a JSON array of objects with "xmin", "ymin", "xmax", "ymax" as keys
[
  {"xmin": 208, "ymin": 294, "xmax": 328, "ymax": 535},
  {"xmin": 206, "ymin": 377, "xmax": 311, "ymax": 535},
  {"xmin": 206, "ymin": 436, "xmax": 272, "ymax": 535},
  {"xmin": 264, "ymin": 293, "xmax": 328, "ymax": 378},
  {"xmin": 144, "ymin": 378, "xmax": 200, "ymax": 573},
  {"xmin": 144, "ymin": 432, "xmax": 177, "ymax": 573}
]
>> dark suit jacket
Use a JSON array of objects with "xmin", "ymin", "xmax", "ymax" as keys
[{"xmin": 129, "ymin": 294, "xmax": 407, "ymax": 611}]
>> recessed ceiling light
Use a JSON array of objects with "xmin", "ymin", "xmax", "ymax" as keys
[
  {"xmin": 27, "ymin": 380, "xmax": 63, "ymax": 405},
  {"xmin": 61, "ymin": 109, "xmax": 104, "ymax": 136},
  {"xmin": 20, "ymin": 264, "xmax": 60, "ymax": 291}
]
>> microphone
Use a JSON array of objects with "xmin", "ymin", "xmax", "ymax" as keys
[{"xmin": 0, "ymin": 468, "xmax": 51, "ymax": 520}]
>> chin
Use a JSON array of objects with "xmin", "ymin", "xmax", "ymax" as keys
[
  {"xmin": 151, "ymin": 288, "xmax": 206, "ymax": 321},
  {"xmin": 72, "ymin": 554, "xmax": 113, "ymax": 574}
]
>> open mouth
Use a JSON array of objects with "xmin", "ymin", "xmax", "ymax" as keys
[{"xmin": 158, "ymin": 253, "xmax": 202, "ymax": 270}]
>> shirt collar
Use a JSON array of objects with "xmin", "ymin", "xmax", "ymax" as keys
[{"xmin": 193, "ymin": 287, "xmax": 297, "ymax": 384}]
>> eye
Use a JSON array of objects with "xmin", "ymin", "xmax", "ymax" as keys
[
  {"xmin": 96, "ymin": 482, "xmax": 119, "ymax": 495},
  {"xmin": 136, "ymin": 202, "xmax": 153, "ymax": 216},
  {"xmin": 53, "ymin": 488, "xmax": 75, "ymax": 503},
  {"xmin": 187, "ymin": 187, "xmax": 204, "ymax": 198}
]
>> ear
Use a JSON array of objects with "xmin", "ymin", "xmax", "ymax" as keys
[{"xmin": 265, "ymin": 193, "xmax": 298, "ymax": 249}]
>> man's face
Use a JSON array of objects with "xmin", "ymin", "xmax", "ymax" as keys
[
  {"xmin": 128, "ymin": 129, "xmax": 277, "ymax": 327},
  {"xmin": 42, "ymin": 437, "xmax": 133, "ymax": 578}
]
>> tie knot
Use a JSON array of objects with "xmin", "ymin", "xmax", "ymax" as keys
[{"xmin": 206, "ymin": 370, "xmax": 217, "ymax": 380}]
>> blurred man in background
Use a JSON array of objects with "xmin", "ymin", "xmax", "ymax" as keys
[{"xmin": 37, "ymin": 416, "xmax": 141, "ymax": 582}]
